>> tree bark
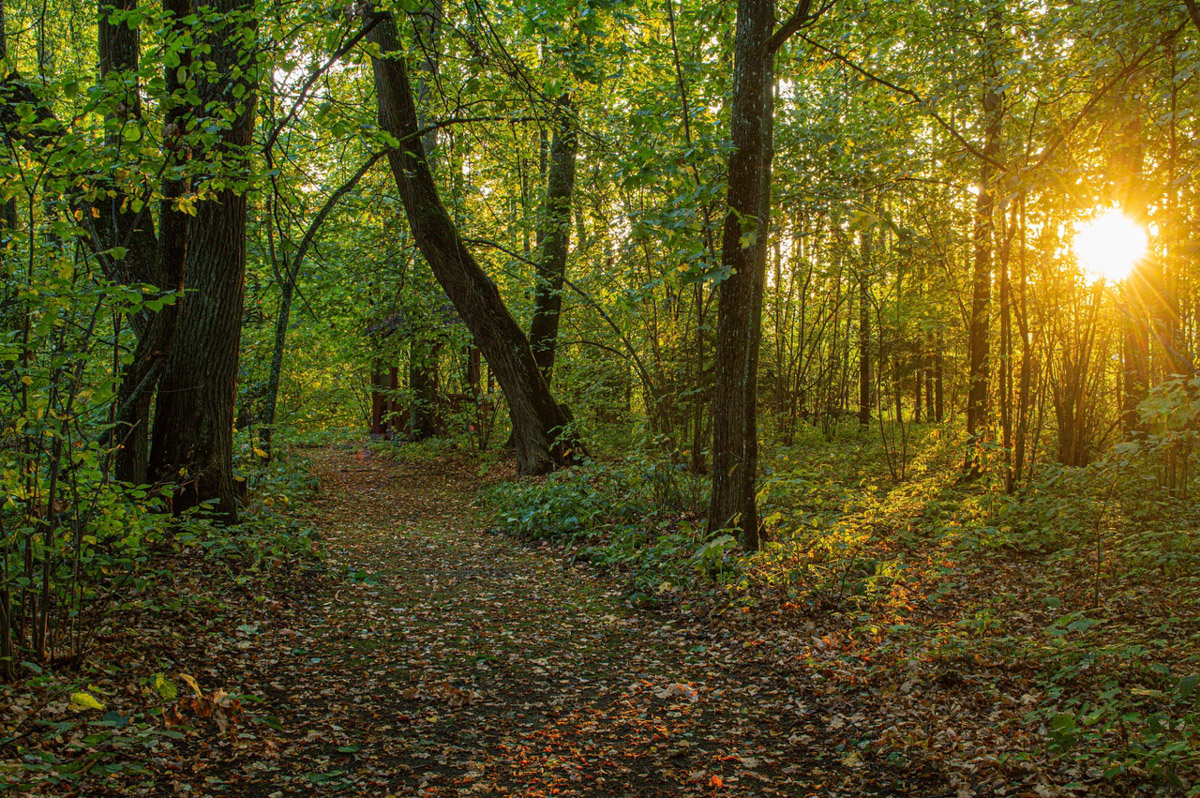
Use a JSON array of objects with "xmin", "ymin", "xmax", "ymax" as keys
[
  {"xmin": 999, "ymin": 206, "xmax": 1014, "ymax": 492},
  {"xmin": 1013, "ymin": 195, "xmax": 1032, "ymax": 487},
  {"xmin": 529, "ymin": 94, "xmax": 578, "ymax": 383},
  {"xmin": 149, "ymin": 0, "xmax": 255, "ymax": 519},
  {"xmin": 364, "ymin": 6, "xmax": 577, "ymax": 475},
  {"xmin": 965, "ymin": 2, "xmax": 1004, "ymax": 475},
  {"xmin": 708, "ymin": 0, "xmax": 776, "ymax": 549},
  {"xmin": 102, "ymin": 0, "xmax": 192, "ymax": 484},
  {"xmin": 94, "ymin": 0, "xmax": 160, "ymax": 295}
]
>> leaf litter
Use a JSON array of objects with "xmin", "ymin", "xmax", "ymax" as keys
[{"xmin": 2, "ymin": 442, "xmax": 947, "ymax": 796}]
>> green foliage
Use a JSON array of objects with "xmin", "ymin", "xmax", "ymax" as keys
[{"xmin": 484, "ymin": 454, "xmax": 734, "ymax": 600}]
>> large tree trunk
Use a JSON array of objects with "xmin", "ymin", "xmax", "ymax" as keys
[
  {"xmin": 364, "ymin": 6, "xmax": 577, "ymax": 475},
  {"xmin": 99, "ymin": 0, "xmax": 193, "ymax": 485},
  {"xmin": 529, "ymin": 94, "xmax": 578, "ymax": 383},
  {"xmin": 708, "ymin": 0, "xmax": 775, "ymax": 549},
  {"xmin": 964, "ymin": 3, "xmax": 1004, "ymax": 476},
  {"xmin": 149, "ymin": 0, "xmax": 255, "ymax": 519},
  {"xmin": 94, "ymin": 0, "xmax": 159, "ymax": 296}
]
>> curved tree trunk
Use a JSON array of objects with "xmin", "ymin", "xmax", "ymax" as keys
[{"xmin": 364, "ymin": 6, "xmax": 577, "ymax": 475}]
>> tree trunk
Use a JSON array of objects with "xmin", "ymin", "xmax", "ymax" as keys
[
  {"xmin": 94, "ymin": 0, "xmax": 160, "ymax": 296},
  {"xmin": 529, "ymin": 94, "xmax": 578, "ymax": 384},
  {"xmin": 406, "ymin": 0, "xmax": 442, "ymax": 438},
  {"xmin": 964, "ymin": 3, "xmax": 1004, "ymax": 475},
  {"xmin": 364, "ymin": 6, "xmax": 577, "ymax": 475},
  {"xmin": 935, "ymin": 331, "xmax": 945, "ymax": 422},
  {"xmin": 107, "ymin": 0, "xmax": 191, "ymax": 484},
  {"xmin": 858, "ymin": 229, "xmax": 871, "ymax": 427},
  {"xmin": 999, "ymin": 206, "xmax": 1014, "ymax": 492},
  {"xmin": 708, "ymin": 0, "xmax": 776, "ymax": 549},
  {"xmin": 1013, "ymin": 195, "xmax": 1032, "ymax": 487},
  {"xmin": 407, "ymin": 340, "xmax": 440, "ymax": 439},
  {"xmin": 149, "ymin": 0, "xmax": 255, "ymax": 520}
]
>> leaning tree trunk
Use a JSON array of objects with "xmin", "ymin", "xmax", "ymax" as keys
[
  {"xmin": 364, "ymin": 6, "xmax": 577, "ymax": 475},
  {"xmin": 708, "ymin": 0, "xmax": 775, "ymax": 549},
  {"xmin": 149, "ymin": 0, "xmax": 255, "ymax": 520},
  {"xmin": 529, "ymin": 93, "xmax": 578, "ymax": 384}
]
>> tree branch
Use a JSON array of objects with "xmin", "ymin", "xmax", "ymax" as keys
[{"xmin": 799, "ymin": 34, "xmax": 1009, "ymax": 172}]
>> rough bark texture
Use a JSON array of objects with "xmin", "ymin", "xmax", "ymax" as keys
[
  {"xmin": 149, "ymin": 0, "xmax": 255, "ymax": 519},
  {"xmin": 965, "ymin": 4, "xmax": 1004, "ymax": 474},
  {"xmin": 94, "ymin": 0, "xmax": 159, "ymax": 295},
  {"xmin": 96, "ymin": 0, "xmax": 191, "ymax": 485},
  {"xmin": 365, "ymin": 7, "xmax": 576, "ymax": 475},
  {"xmin": 708, "ymin": 0, "xmax": 775, "ymax": 549},
  {"xmin": 529, "ymin": 94, "xmax": 578, "ymax": 383}
]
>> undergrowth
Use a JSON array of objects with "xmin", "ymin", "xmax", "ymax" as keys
[
  {"xmin": 0, "ymin": 432, "xmax": 323, "ymax": 792},
  {"xmin": 484, "ymin": 452, "xmax": 735, "ymax": 604}
]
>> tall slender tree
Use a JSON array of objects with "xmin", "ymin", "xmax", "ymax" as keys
[
  {"xmin": 964, "ymin": 1, "xmax": 1004, "ymax": 475},
  {"xmin": 709, "ymin": 0, "xmax": 826, "ymax": 549}
]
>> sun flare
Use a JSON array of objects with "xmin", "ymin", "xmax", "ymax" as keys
[{"xmin": 1073, "ymin": 209, "xmax": 1147, "ymax": 284}]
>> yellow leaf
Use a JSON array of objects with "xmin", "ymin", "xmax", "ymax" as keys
[
  {"xmin": 179, "ymin": 673, "xmax": 202, "ymax": 698},
  {"xmin": 253, "ymin": 447, "xmax": 267, "ymax": 458},
  {"xmin": 70, "ymin": 691, "xmax": 104, "ymax": 711}
]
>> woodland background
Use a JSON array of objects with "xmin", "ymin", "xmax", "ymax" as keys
[{"xmin": 2, "ymin": 0, "xmax": 1200, "ymax": 793}]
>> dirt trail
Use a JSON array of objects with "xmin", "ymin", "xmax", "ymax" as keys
[{"xmin": 218, "ymin": 443, "xmax": 938, "ymax": 797}]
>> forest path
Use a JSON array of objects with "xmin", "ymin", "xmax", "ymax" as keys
[{"xmin": 230, "ymin": 442, "xmax": 938, "ymax": 797}]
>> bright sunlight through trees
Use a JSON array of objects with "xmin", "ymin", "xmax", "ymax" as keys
[{"xmin": 1073, "ymin": 208, "xmax": 1148, "ymax": 284}]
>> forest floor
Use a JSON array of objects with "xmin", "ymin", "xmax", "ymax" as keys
[
  {"xmin": 190, "ymin": 442, "xmax": 944, "ymax": 797},
  {"xmin": 2, "ymin": 440, "xmax": 955, "ymax": 797}
]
